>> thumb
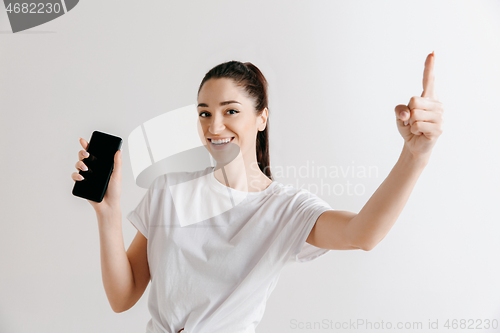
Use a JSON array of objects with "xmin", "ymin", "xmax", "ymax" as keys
[
  {"xmin": 399, "ymin": 110, "xmax": 409, "ymax": 121},
  {"xmin": 113, "ymin": 150, "xmax": 122, "ymax": 175},
  {"xmin": 395, "ymin": 105, "xmax": 411, "ymax": 126}
]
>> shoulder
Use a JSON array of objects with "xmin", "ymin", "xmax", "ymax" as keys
[
  {"xmin": 268, "ymin": 183, "xmax": 328, "ymax": 209},
  {"xmin": 270, "ymin": 182, "xmax": 319, "ymax": 200}
]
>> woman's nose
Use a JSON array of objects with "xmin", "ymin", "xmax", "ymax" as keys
[{"xmin": 209, "ymin": 117, "xmax": 225, "ymax": 134}]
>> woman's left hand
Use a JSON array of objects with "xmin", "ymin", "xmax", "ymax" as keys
[{"xmin": 395, "ymin": 52, "xmax": 445, "ymax": 160}]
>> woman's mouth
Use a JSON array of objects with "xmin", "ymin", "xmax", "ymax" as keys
[{"xmin": 209, "ymin": 137, "xmax": 234, "ymax": 149}]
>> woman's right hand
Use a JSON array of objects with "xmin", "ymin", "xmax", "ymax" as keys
[{"xmin": 71, "ymin": 137, "xmax": 122, "ymax": 215}]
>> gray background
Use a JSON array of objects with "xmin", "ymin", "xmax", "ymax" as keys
[{"xmin": 1, "ymin": 0, "xmax": 499, "ymax": 332}]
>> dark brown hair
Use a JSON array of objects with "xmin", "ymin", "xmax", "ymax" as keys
[{"xmin": 197, "ymin": 61, "xmax": 272, "ymax": 180}]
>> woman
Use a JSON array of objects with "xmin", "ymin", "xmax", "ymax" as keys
[{"xmin": 71, "ymin": 53, "xmax": 444, "ymax": 333}]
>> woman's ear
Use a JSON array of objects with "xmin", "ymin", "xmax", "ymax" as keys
[{"xmin": 259, "ymin": 108, "xmax": 268, "ymax": 131}]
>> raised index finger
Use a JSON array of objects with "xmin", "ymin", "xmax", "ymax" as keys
[{"xmin": 421, "ymin": 51, "xmax": 436, "ymax": 100}]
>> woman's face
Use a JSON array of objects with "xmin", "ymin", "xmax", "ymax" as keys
[{"xmin": 197, "ymin": 78, "xmax": 267, "ymax": 163}]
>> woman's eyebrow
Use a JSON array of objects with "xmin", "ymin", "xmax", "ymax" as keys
[{"xmin": 197, "ymin": 100, "xmax": 241, "ymax": 108}]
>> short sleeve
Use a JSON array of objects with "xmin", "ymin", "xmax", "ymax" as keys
[
  {"xmin": 287, "ymin": 190, "xmax": 335, "ymax": 263},
  {"xmin": 126, "ymin": 175, "xmax": 164, "ymax": 239}
]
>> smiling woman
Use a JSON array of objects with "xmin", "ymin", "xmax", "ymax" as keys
[{"xmin": 121, "ymin": 60, "xmax": 348, "ymax": 333}]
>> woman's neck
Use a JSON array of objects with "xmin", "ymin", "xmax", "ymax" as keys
[{"xmin": 213, "ymin": 152, "xmax": 272, "ymax": 192}]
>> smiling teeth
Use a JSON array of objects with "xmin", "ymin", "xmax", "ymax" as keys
[{"xmin": 212, "ymin": 138, "xmax": 232, "ymax": 144}]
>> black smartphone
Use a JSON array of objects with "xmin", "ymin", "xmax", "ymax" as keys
[{"xmin": 72, "ymin": 131, "xmax": 123, "ymax": 203}]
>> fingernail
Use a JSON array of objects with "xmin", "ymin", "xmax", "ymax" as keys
[
  {"xmin": 84, "ymin": 151, "xmax": 89, "ymax": 157},
  {"xmin": 400, "ymin": 111, "xmax": 408, "ymax": 119}
]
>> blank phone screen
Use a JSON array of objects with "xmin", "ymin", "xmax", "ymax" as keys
[{"xmin": 72, "ymin": 131, "xmax": 122, "ymax": 203}]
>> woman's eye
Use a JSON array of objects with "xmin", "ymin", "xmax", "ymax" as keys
[{"xmin": 199, "ymin": 110, "xmax": 239, "ymax": 117}]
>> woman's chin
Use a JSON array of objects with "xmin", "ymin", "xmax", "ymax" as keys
[{"xmin": 209, "ymin": 142, "xmax": 240, "ymax": 160}]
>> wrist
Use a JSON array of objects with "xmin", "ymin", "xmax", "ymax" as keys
[
  {"xmin": 401, "ymin": 144, "xmax": 431, "ymax": 168},
  {"xmin": 96, "ymin": 204, "xmax": 121, "ymax": 219}
]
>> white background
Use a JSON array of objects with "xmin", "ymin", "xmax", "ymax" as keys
[{"xmin": 1, "ymin": 0, "xmax": 499, "ymax": 332}]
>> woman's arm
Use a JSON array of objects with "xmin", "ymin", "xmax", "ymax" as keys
[
  {"xmin": 307, "ymin": 144, "xmax": 428, "ymax": 251},
  {"xmin": 345, "ymin": 144, "xmax": 429, "ymax": 250}
]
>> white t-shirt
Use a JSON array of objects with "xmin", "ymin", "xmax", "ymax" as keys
[{"xmin": 127, "ymin": 166, "xmax": 334, "ymax": 333}]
